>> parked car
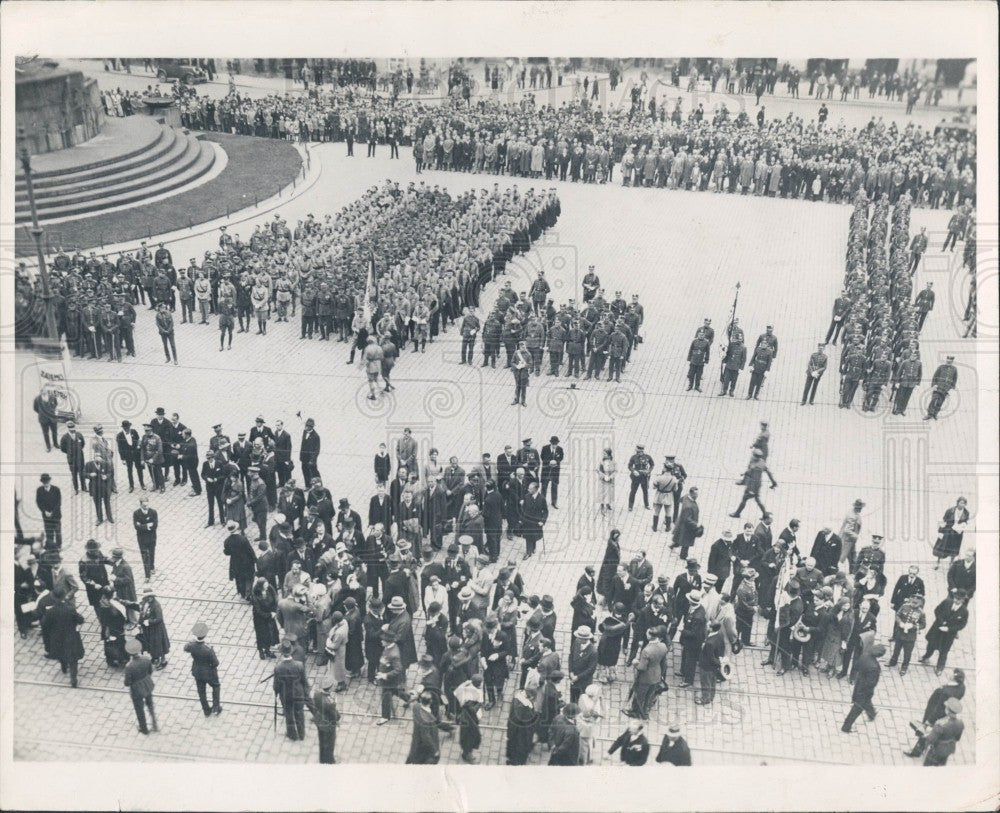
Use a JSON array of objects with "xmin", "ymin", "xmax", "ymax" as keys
[{"xmin": 155, "ymin": 59, "xmax": 207, "ymax": 84}]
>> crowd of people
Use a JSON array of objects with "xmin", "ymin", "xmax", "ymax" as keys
[
  {"xmin": 169, "ymin": 76, "xmax": 976, "ymax": 213},
  {"xmin": 15, "ymin": 400, "xmax": 977, "ymax": 765}
]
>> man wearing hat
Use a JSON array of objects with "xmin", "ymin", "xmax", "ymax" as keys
[
  {"xmin": 124, "ymin": 637, "xmax": 158, "ymax": 734},
  {"xmin": 312, "ymin": 673, "xmax": 341, "ymax": 763},
  {"xmin": 696, "ymin": 621, "xmax": 726, "ymax": 705},
  {"xmin": 626, "ymin": 625, "xmax": 669, "ymax": 719},
  {"xmin": 540, "ymin": 436, "xmax": 564, "ymax": 508},
  {"xmin": 116, "ymin": 420, "xmax": 145, "ymax": 492},
  {"xmin": 83, "ymin": 451, "xmax": 115, "ymax": 525},
  {"xmin": 763, "ymin": 582, "xmax": 804, "ymax": 675},
  {"xmin": 626, "ymin": 444, "xmax": 654, "ymax": 511},
  {"xmin": 568, "ymin": 626, "xmax": 598, "ymax": 703},
  {"xmin": 35, "ymin": 474, "xmax": 62, "ymax": 549},
  {"xmin": 41, "ymin": 586, "xmax": 85, "ymax": 688},
  {"xmin": 924, "ymin": 355, "xmax": 958, "ymax": 421},
  {"xmin": 677, "ymin": 589, "xmax": 707, "ymax": 688},
  {"xmin": 520, "ymin": 480, "xmax": 548, "ymax": 560},
  {"xmin": 299, "ymin": 418, "xmax": 321, "ymax": 486},
  {"xmin": 671, "ymin": 558, "xmax": 702, "ymax": 619},
  {"xmin": 839, "ymin": 498, "xmax": 865, "ymax": 569},
  {"xmin": 140, "ymin": 423, "xmax": 166, "ymax": 493},
  {"xmin": 920, "ymin": 697, "xmax": 965, "ymax": 766},
  {"xmin": 183, "ymin": 622, "xmax": 222, "ymax": 717},
  {"xmin": 920, "ymin": 588, "xmax": 970, "ymax": 675},
  {"xmin": 841, "ymin": 642, "xmax": 886, "ymax": 733},
  {"xmin": 273, "ymin": 639, "xmax": 311, "ymax": 740},
  {"xmin": 58, "ymin": 420, "xmax": 86, "ymax": 494},
  {"xmin": 655, "ymin": 723, "xmax": 692, "ymax": 765},
  {"xmin": 132, "ymin": 497, "xmax": 158, "ymax": 581},
  {"xmin": 707, "ymin": 530, "xmax": 734, "ymax": 591}
]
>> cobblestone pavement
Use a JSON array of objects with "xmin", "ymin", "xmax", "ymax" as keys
[{"xmin": 13, "ymin": 139, "xmax": 983, "ymax": 767}]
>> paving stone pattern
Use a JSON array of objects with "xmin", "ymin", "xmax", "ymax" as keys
[{"xmin": 13, "ymin": 141, "xmax": 980, "ymax": 766}]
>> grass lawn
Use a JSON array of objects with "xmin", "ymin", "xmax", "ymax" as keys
[{"xmin": 16, "ymin": 133, "xmax": 303, "ymax": 257}]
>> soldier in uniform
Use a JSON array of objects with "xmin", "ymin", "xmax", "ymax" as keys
[
  {"xmin": 547, "ymin": 317, "xmax": 566, "ymax": 375},
  {"xmin": 914, "ymin": 282, "xmax": 935, "ymax": 331},
  {"xmin": 825, "ymin": 290, "xmax": 851, "ymax": 345},
  {"xmin": 687, "ymin": 331, "xmax": 711, "ymax": 391},
  {"xmin": 565, "ymin": 320, "xmax": 586, "ymax": 378},
  {"xmin": 801, "ymin": 343, "xmax": 828, "ymax": 406},
  {"xmin": 607, "ymin": 323, "xmax": 629, "ymax": 382},
  {"xmin": 511, "ymin": 341, "xmax": 531, "ymax": 407},
  {"xmin": 746, "ymin": 341, "xmax": 773, "ymax": 400},
  {"xmin": 719, "ymin": 340, "xmax": 747, "ymax": 397},
  {"xmin": 924, "ymin": 355, "xmax": 957, "ymax": 421},
  {"xmin": 581, "ymin": 266, "xmax": 600, "ymax": 303},
  {"xmin": 481, "ymin": 311, "xmax": 501, "ymax": 368},
  {"xmin": 892, "ymin": 349, "xmax": 923, "ymax": 416},
  {"xmin": 862, "ymin": 350, "xmax": 892, "ymax": 412},
  {"xmin": 584, "ymin": 320, "xmax": 609, "ymax": 380},
  {"xmin": 839, "ymin": 345, "xmax": 866, "ymax": 409}
]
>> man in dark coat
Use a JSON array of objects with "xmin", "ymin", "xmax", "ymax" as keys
[
  {"xmin": 312, "ymin": 674, "xmax": 341, "ymax": 763},
  {"xmin": 299, "ymin": 418, "xmax": 321, "ymax": 484},
  {"xmin": 116, "ymin": 420, "xmax": 145, "ymax": 492},
  {"xmin": 223, "ymin": 520, "xmax": 257, "ymax": 599},
  {"xmin": 568, "ymin": 626, "xmax": 599, "ymax": 702},
  {"xmin": 920, "ymin": 590, "xmax": 969, "ymax": 674},
  {"xmin": 905, "ymin": 669, "xmax": 966, "ymax": 758},
  {"xmin": 58, "ymin": 421, "xmax": 86, "ymax": 493},
  {"xmin": 841, "ymin": 643, "xmax": 886, "ymax": 732},
  {"xmin": 41, "ymin": 588, "xmax": 85, "ymax": 687},
  {"xmin": 274, "ymin": 640, "xmax": 312, "ymax": 740},
  {"xmin": 547, "ymin": 703, "xmax": 581, "ymax": 765},
  {"xmin": 540, "ymin": 436, "xmax": 564, "ymax": 508},
  {"xmin": 677, "ymin": 590, "xmax": 707, "ymax": 687},
  {"xmin": 133, "ymin": 498, "xmax": 158, "ymax": 580},
  {"xmin": 655, "ymin": 724, "xmax": 692, "ymax": 765},
  {"xmin": 890, "ymin": 565, "xmax": 926, "ymax": 612},
  {"xmin": 35, "ymin": 474, "xmax": 62, "ymax": 549},
  {"xmin": 810, "ymin": 527, "xmax": 842, "ymax": 575},
  {"xmin": 406, "ymin": 690, "xmax": 448, "ymax": 763},
  {"xmin": 183, "ymin": 621, "xmax": 222, "ymax": 716},
  {"xmin": 123, "ymin": 638, "xmax": 158, "ymax": 734},
  {"xmin": 671, "ymin": 487, "xmax": 701, "ymax": 559},
  {"xmin": 482, "ymin": 481, "xmax": 504, "ymax": 562},
  {"xmin": 608, "ymin": 719, "xmax": 651, "ymax": 765},
  {"xmin": 520, "ymin": 480, "xmax": 548, "ymax": 559},
  {"xmin": 707, "ymin": 530, "xmax": 734, "ymax": 592}
]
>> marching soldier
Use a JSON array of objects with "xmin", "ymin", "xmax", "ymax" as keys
[
  {"xmin": 892, "ymin": 350, "xmax": 923, "ymax": 416},
  {"xmin": 862, "ymin": 351, "xmax": 892, "ymax": 412},
  {"xmin": 924, "ymin": 355, "xmax": 958, "ymax": 421},
  {"xmin": 825, "ymin": 290, "xmax": 851, "ymax": 345}
]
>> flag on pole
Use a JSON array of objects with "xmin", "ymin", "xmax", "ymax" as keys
[{"xmin": 362, "ymin": 249, "xmax": 376, "ymax": 323}]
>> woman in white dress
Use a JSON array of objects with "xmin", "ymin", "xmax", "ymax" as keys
[
  {"xmin": 577, "ymin": 683, "xmax": 604, "ymax": 765},
  {"xmin": 597, "ymin": 448, "xmax": 615, "ymax": 516}
]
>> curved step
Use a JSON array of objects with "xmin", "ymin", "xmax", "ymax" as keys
[
  {"xmin": 14, "ymin": 117, "xmax": 167, "ymax": 181},
  {"xmin": 18, "ymin": 140, "xmax": 216, "ymax": 223},
  {"xmin": 17, "ymin": 136, "xmax": 208, "ymax": 217},
  {"xmin": 16, "ymin": 129, "xmax": 188, "ymax": 201}
]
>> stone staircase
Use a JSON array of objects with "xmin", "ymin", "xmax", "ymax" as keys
[{"xmin": 15, "ymin": 119, "xmax": 216, "ymax": 224}]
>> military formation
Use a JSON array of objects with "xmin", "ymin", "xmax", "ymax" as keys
[
  {"xmin": 468, "ymin": 268, "xmax": 646, "ymax": 398},
  {"xmin": 830, "ymin": 190, "xmax": 959, "ymax": 418},
  {"xmin": 15, "ymin": 184, "xmax": 561, "ymax": 370}
]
